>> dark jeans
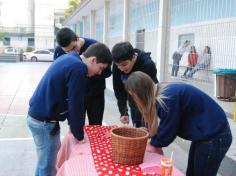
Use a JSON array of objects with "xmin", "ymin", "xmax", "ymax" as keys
[
  {"xmin": 183, "ymin": 66, "xmax": 194, "ymax": 76},
  {"xmin": 186, "ymin": 124, "xmax": 232, "ymax": 176},
  {"xmin": 171, "ymin": 52, "xmax": 182, "ymax": 77},
  {"xmin": 130, "ymin": 106, "xmax": 145, "ymax": 128},
  {"xmin": 85, "ymin": 93, "xmax": 105, "ymax": 125}
]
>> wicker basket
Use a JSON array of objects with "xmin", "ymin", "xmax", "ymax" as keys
[{"xmin": 111, "ymin": 127, "xmax": 149, "ymax": 165}]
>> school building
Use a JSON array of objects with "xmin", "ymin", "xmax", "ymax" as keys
[{"xmin": 64, "ymin": 0, "xmax": 236, "ymax": 104}]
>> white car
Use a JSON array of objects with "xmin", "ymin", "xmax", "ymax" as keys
[{"xmin": 23, "ymin": 49, "xmax": 54, "ymax": 62}]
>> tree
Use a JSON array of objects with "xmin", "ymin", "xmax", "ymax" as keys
[
  {"xmin": 65, "ymin": 0, "xmax": 81, "ymax": 18},
  {"xmin": 0, "ymin": 32, "xmax": 9, "ymax": 41}
]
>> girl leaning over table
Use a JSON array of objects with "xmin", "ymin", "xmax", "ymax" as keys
[{"xmin": 124, "ymin": 71, "xmax": 232, "ymax": 176}]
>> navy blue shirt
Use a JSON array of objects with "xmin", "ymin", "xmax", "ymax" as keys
[
  {"xmin": 53, "ymin": 46, "xmax": 66, "ymax": 59},
  {"xmin": 150, "ymin": 83, "xmax": 228, "ymax": 147},
  {"xmin": 54, "ymin": 38, "xmax": 111, "ymax": 96},
  {"xmin": 113, "ymin": 49, "xmax": 158, "ymax": 116},
  {"xmin": 53, "ymin": 38, "xmax": 98, "ymax": 59},
  {"xmin": 29, "ymin": 51, "xmax": 87, "ymax": 140}
]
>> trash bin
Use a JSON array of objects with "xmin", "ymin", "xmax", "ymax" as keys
[{"xmin": 213, "ymin": 69, "xmax": 236, "ymax": 101}]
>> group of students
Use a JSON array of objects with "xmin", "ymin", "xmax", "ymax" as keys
[
  {"xmin": 27, "ymin": 27, "xmax": 232, "ymax": 176},
  {"xmin": 172, "ymin": 40, "xmax": 212, "ymax": 79}
]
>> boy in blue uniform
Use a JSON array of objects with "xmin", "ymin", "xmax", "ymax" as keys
[
  {"xmin": 112, "ymin": 41, "xmax": 158, "ymax": 127},
  {"xmin": 54, "ymin": 27, "xmax": 111, "ymax": 125},
  {"xmin": 125, "ymin": 71, "xmax": 232, "ymax": 176},
  {"xmin": 27, "ymin": 42, "xmax": 112, "ymax": 176}
]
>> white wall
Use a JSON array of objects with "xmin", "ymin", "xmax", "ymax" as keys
[
  {"xmin": 0, "ymin": 0, "xmax": 33, "ymax": 28},
  {"xmin": 144, "ymin": 30, "xmax": 159, "ymax": 63},
  {"xmin": 34, "ymin": 0, "xmax": 54, "ymax": 49},
  {"xmin": 169, "ymin": 18, "xmax": 236, "ymax": 70},
  {"xmin": 107, "ymin": 36, "xmax": 123, "ymax": 50},
  {"xmin": 130, "ymin": 30, "xmax": 159, "ymax": 64},
  {"xmin": 9, "ymin": 37, "xmax": 28, "ymax": 48}
]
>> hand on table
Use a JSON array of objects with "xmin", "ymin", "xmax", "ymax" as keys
[
  {"xmin": 77, "ymin": 138, "xmax": 86, "ymax": 144},
  {"xmin": 139, "ymin": 127, "xmax": 148, "ymax": 132},
  {"xmin": 73, "ymin": 137, "xmax": 86, "ymax": 145},
  {"xmin": 146, "ymin": 143, "xmax": 164, "ymax": 155},
  {"xmin": 120, "ymin": 115, "xmax": 129, "ymax": 124}
]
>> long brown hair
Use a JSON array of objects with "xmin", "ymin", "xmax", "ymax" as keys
[{"xmin": 125, "ymin": 71, "xmax": 161, "ymax": 136}]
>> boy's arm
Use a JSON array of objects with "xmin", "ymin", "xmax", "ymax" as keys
[
  {"xmin": 112, "ymin": 64, "xmax": 128, "ymax": 117},
  {"xmin": 150, "ymin": 96, "xmax": 180, "ymax": 147},
  {"xmin": 66, "ymin": 65, "xmax": 87, "ymax": 140}
]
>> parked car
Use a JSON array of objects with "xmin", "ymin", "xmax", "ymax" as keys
[
  {"xmin": 4, "ymin": 47, "xmax": 19, "ymax": 55},
  {"xmin": 23, "ymin": 49, "xmax": 54, "ymax": 62},
  {"xmin": 48, "ymin": 48, "xmax": 55, "ymax": 53}
]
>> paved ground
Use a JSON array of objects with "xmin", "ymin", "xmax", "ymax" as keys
[{"xmin": 0, "ymin": 62, "xmax": 235, "ymax": 176}]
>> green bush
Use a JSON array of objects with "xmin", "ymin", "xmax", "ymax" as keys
[{"xmin": 26, "ymin": 47, "xmax": 34, "ymax": 52}]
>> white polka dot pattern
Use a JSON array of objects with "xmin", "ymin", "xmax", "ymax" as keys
[{"xmin": 85, "ymin": 126, "xmax": 146, "ymax": 176}]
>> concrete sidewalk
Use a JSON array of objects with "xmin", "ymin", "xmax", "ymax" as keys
[{"xmin": 0, "ymin": 62, "xmax": 235, "ymax": 175}]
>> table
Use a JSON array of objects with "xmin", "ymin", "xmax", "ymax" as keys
[{"xmin": 56, "ymin": 126, "xmax": 183, "ymax": 176}]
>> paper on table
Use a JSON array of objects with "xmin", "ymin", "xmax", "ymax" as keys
[{"xmin": 140, "ymin": 152, "xmax": 184, "ymax": 176}]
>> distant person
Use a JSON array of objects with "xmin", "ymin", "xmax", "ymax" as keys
[
  {"xmin": 54, "ymin": 27, "xmax": 112, "ymax": 125},
  {"xmin": 182, "ymin": 46, "xmax": 198, "ymax": 78},
  {"xmin": 187, "ymin": 46, "xmax": 211, "ymax": 78},
  {"xmin": 171, "ymin": 40, "xmax": 190, "ymax": 77},
  {"xmin": 126, "ymin": 71, "xmax": 232, "ymax": 176},
  {"xmin": 112, "ymin": 41, "xmax": 158, "ymax": 127},
  {"xmin": 27, "ymin": 43, "xmax": 112, "ymax": 176}
]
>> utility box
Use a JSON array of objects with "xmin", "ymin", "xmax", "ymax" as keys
[
  {"xmin": 135, "ymin": 29, "xmax": 145, "ymax": 51},
  {"xmin": 213, "ymin": 69, "xmax": 236, "ymax": 101}
]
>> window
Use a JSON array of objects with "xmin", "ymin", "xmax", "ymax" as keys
[
  {"xmin": 28, "ymin": 38, "xmax": 34, "ymax": 47},
  {"xmin": 171, "ymin": 0, "xmax": 236, "ymax": 26},
  {"xmin": 95, "ymin": 8, "xmax": 104, "ymax": 42},
  {"xmin": 3, "ymin": 37, "xmax": 10, "ymax": 46},
  {"xmin": 34, "ymin": 50, "xmax": 50, "ymax": 54},
  {"xmin": 71, "ymin": 24, "xmax": 77, "ymax": 33},
  {"xmin": 84, "ymin": 16, "xmax": 90, "ymax": 37},
  {"xmin": 79, "ymin": 21, "xmax": 83, "ymax": 37},
  {"xmin": 95, "ymin": 22, "xmax": 103, "ymax": 42},
  {"xmin": 136, "ymin": 29, "xmax": 145, "ymax": 50},
  {"xmin": 178, "ymin": 33, "xmax": 194, "ymax": 47},
  {"xmin": 59, "ymin": 17, "xmax": 65, "ymax": 24},
  {"xmin": 42, "ymin": 51, "xmax": 50, "ymax": 54},
  {"xmin": 130, "ymin": 0, "xmax": 159, "ymax": 32},
  {"xmin": 108, "ymin": 0, "xmax": 123, "ymax": 37}
]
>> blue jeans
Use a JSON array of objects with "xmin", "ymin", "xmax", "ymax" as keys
[
  {"xmin": 27, "ymin": 115, "xmax": 61, "ymax": 176},
  {"xmin": 186, "ymin": 124, "xmax": 232, "ymax": 176}
]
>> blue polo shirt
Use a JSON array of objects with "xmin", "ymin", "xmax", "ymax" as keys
[{"xmin": 29, "ymin": 51, "xmax": 87, "ymax": 140}]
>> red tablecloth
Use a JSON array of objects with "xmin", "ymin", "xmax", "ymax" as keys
[{"xmin": 56, "ymin": 126, "xmax": 184, "ymax": 176}]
